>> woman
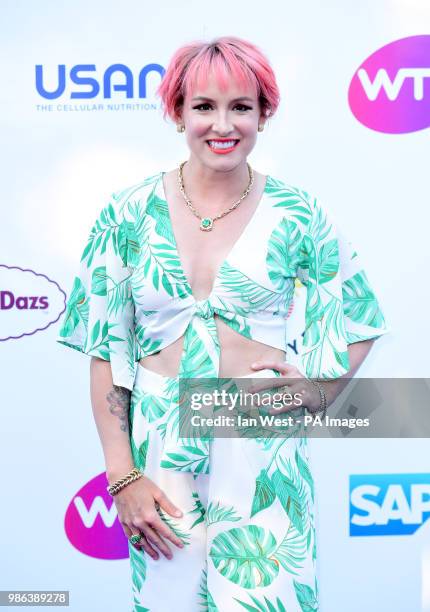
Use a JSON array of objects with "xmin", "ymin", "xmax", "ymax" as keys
[{"xmin": 57, "ymin": 36, "xmax": 389, "ymax": 611}]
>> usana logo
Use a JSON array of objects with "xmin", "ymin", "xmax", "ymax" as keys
[{"xmin": 35, "ymin": 63, "xmax": 165, "ymax": 100}]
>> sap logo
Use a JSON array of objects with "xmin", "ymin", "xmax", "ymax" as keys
[
  {"xmin": 348, "ymin": 35, "xmax": 430, "ymax": 133},
  {"xmin": 65, "ymin": 472, "xmax": 129, "ymax": 559},
  {"xmin": 35, "ymin": 63, "xmax": 165, "ymax": 100},
  {"xmin": 350, "ymin": 473, "xmax": 430, "ymax": 536}
]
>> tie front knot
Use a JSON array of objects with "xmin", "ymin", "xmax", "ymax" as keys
[{"xmin": 194, "ymin": 299, "xmax": 214, "ymax": 320}]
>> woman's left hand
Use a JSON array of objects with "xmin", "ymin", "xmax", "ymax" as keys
[{"xmin": 247, "ymin": 360, "xmax": 321, "ymax": 415}]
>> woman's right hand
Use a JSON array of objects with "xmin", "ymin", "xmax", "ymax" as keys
[{"xmin": 113, "ymin": 474, "xmax": 185, "ymax": 560}]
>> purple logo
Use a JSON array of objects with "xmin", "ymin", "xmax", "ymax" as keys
[
  {"xmin": 348, "ymin": 35, "xmax": 430, "ymax": 133},
  {"xmin": 0, "ymin": 265, "xmax": 65, "ymax": 341},
  {"xmin": 65, "ymin": 472, "xmax": 129, "ymax": 560}
]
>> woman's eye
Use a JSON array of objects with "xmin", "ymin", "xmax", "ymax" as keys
[
  {"xmin": 193, "ymin": 103, "xmax": 212, "ymax": 111},
  {"xmin": 193, "ymin": 103, "xmax": 252, "ymax": 112}
]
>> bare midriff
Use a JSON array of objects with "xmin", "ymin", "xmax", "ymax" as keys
[{"xmin": 138, "ymin": 319, "xmax": 286, "ymax": 378}]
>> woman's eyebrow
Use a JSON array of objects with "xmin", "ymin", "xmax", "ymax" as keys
[{"xmin": 191, "ymin": 96, "xmax": 254, "ymax": 102}]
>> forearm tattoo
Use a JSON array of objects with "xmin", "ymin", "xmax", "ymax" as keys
[{"xmin": 106, "ymin": 385, "xmax": 131, "ymax": 432}]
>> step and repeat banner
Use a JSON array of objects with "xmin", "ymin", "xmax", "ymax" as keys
[{"xmin": 1, "ymin": 1, "xmax": 429, "ymax": 611}]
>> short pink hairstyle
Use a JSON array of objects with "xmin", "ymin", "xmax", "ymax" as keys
[{"xmin": 156, "ymin": 36, "xmax": 280, "ymax": 122}]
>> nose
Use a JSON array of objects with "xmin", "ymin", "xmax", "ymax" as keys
[{"xmin": 212, "ymin": 111, "xmax": 234, "ymax": 135}]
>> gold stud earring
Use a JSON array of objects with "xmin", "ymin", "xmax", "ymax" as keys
[
  {"xmin": 177, "ymin": 124, "xmax": 185, "ymax": 133},
  {"xmin": 258, "ymin": 124, "xmax": 264, "ymax": 132}
]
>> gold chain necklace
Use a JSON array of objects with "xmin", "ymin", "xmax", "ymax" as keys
[{"xmin": 177, "ymin": 160, "xmax": 254, "ymax": 231}]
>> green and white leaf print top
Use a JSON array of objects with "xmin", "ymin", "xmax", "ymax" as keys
[{"xmin": 57, "ymin": 171, "xmax": 390, "ymax": 392}]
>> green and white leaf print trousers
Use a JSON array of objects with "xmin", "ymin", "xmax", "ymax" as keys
[{"xmin": 128, "ymin": 363, "xmax": 319, "ymax": 612}]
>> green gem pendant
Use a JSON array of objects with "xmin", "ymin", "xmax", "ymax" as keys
[{"xmin": 200, "ymin": 217, "xmax": 214, "ymax": 231}]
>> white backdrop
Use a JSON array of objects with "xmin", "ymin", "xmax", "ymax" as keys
[{"xmin": 1, "ymin": 1, "xmax": 430, "ymax": 610}]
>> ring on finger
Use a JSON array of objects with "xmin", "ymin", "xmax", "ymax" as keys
[
  {"xmin": 279, "ymin": 384, "xmax": 291, "ymax": 394},
  {"xmin": 129, "ymin": 532, "xmax": 143, "ymax": 545}
]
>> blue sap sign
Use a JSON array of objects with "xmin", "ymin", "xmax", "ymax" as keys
[
  {"xmin": 35, "ymin": 64, "xmax": 165, "ymax": 99},
  {"xmin": 350, "ymin": 473, "xmax": 430, "ymax": 536}
]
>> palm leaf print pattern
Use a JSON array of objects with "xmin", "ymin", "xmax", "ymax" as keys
[
  {"xmin": 234, "ymin": 593, "xmax": 288, "ymax": 612},
  {"xmin": 198, "ymin": 565, "xmax": 220, "ymax": 611},
  {"xmin": 266, "ymin": 217, "xmax": 301, "ymax": 312},
  {"xmin": 57, "ymin": 194, "xmax": 138, "ymax": 382},
  {"xmin": 205, "ymin": 502, "xmax": 242, "ymax": 527},
  {"xmin": 268, "ymin": 177, "xmax": 388, "ymax": 379},
  {"xmin": 59, "ymin": 276, "xmax": 89, "ymax": 339},
  {"xmin": 128, "ymin": 543, "xmax": 148, "ymax": 610},
  {"xmin": 139, "ymin": 185, "xmax": 192, "ymax": 300},
  {"xmin": 210, "ymin": 524, "xmax": 287, "ymax": 589},
  {"xmin": 205, "ymin": 436, "xmax": 317, "ymax": 609},
  {"xmin": 57, "ymin": 171, "xmax": 389, "ymax": 611},
  {"xmin": 188, "ymin": 491, "xmax": 207, "ymax": 529}
]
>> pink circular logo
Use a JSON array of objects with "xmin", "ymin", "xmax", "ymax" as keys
[
  {"xmin": 348, "ymin": 35, "xmax": 430, "ymax": 134},
  {"xmin": 65, "ymin": 472, "xmax": 129, "ymax": 560}
]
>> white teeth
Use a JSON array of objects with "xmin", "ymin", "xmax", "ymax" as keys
[{"xmin": 208, "ymin": 140, "xmax": 238, "ymax": 149}]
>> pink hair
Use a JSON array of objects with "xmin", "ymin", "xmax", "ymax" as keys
[{"xmin": 156, "ymin": 36, "xmax": 280, "ymax": 122}]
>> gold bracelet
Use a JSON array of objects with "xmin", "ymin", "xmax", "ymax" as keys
[
  {"xmin": 306, "ymin": 379, "xmax": 328, "ymax": 419},
  {"xmin": 106, "ymin": 467, "xmax": 143, "ymax": 496}
]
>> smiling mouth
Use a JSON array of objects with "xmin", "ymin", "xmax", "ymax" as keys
[{"xmin": 206, "ymin": 139, "xmax": 240, "ymax": 151}]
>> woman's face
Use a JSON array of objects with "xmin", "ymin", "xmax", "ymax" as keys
[{"xmin": 179, "ymin": 70, "xmax": 266, "ymax": 173}]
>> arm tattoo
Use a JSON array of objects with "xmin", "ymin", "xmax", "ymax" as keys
[{"xmin": 106, "ymin": 385, "xmax": 131, "ymax": 432}]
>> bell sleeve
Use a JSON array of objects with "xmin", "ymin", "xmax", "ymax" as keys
[
  {"xmin": 297, "ymin": 196, "xmax": 390, "ymax": 380},
  {"xmin": 56, "ymin": 194, "xmax": 139, "ymax": 391}
]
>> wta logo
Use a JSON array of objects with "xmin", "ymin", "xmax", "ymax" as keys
[
  {"xmin": 65, "ymin": 472, "xmax": 129, "ymax": 559},
  {"xmin": 350, "ymin": 473, "xmax": 430, "ymax": 537},
  {"xmin": 348, "ymin": 35, "xmax": 430, "ymax": 133}
]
